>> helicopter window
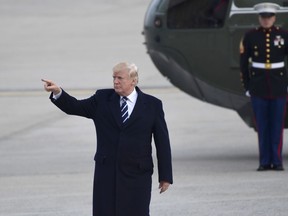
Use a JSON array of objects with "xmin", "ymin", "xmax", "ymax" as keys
[{"xmin": 167, "ymin": 0, "xmax": 229, "ymax": 29}]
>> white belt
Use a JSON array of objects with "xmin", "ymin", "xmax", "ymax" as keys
[{"xmin": 252, "ymin": 62, "xmax": 285, "ymax": 69}]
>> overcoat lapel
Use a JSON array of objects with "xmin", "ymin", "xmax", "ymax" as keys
[
  {"xmin": 123, "ymin": 88, "xmax": 146, "ymax": 128},
  {"xmin": 109, "ymin": 92, "xmax": 122, "ymax": 127}
]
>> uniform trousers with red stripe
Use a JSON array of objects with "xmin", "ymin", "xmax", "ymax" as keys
[{"xmin": 251, "ymin": 96, "xmax": 286, "ymax": 167}]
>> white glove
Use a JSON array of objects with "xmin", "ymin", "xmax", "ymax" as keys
[{"xmin": 245, "ymin": 91, "xmax": 250, "ymax": 97}]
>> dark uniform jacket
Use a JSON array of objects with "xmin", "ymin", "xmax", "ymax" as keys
[
  {"xmin": 50, "ymin": 86, "xmax": 173, "ymax": 216},
  {"xmin": 240, "ymin": 25, "xmax": 288, "ymax": 98}
]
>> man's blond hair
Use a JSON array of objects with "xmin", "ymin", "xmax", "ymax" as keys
[{"xmin": 113, "ymin": 62, "xmax": 139, "ymax": 85}]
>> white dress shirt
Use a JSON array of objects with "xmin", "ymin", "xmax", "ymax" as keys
[{"xmin": 120, "ymin": 88, "xmax": 138, "ymax": 118}]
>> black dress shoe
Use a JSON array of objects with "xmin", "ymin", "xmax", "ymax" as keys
[
  {"xmin": 257, "ymin": 165, "xmax": 271, "ymax": 171},
  {"xmin": 272, "ymin": 165, "xmax": 284, "ymax": 171}
]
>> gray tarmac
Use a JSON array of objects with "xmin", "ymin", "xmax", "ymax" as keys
[{"xmin": 1, "ymin": 1, "xmax": 288, "ymax": 216}]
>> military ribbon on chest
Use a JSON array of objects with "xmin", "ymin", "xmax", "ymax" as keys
[{"xmin": 274, "ymin": 35, "xmax": 284, "ymax": 47}]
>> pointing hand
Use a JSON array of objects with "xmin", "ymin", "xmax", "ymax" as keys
[{"xmin": 41, "ymin": 79, "xmax": 61, "ymax": 95}]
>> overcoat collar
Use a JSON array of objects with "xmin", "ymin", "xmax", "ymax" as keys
[{"xmin": 108, "ymin": 86, "xmax": 146, "ymax": 128}]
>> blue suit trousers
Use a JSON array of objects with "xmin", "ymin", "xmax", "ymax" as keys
[{"xmin": 251, "ymin": 96, "xmax": 286, "ymax": 166}]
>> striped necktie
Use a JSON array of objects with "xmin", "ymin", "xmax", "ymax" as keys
[{"xmin": 120, "ymin": 97, "xmax": 128, "ymax": 123}]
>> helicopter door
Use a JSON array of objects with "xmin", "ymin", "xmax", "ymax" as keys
[{"xmin": 166, "ymin": 0, "xmax": 239, "ymax": 92}]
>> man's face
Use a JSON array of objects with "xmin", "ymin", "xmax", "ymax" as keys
[
  {"xmin": 259, "ymin": 15, "xmax": 276, "ymax": 28},
  {"xmin": 113, "ymin": 69, "xmax": 135, "ymax": 96}
]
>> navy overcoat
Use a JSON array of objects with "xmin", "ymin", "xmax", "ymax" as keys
[{"xmin": 50, "ymin": 86, "xmax": 173, "ymax": 216}]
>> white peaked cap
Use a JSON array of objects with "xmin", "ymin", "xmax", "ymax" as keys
[{"xmin": 254, "ymin": 2, "xmax": 280, "ymax": 14}]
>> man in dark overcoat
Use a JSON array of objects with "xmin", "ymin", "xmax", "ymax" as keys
[
  {"xmin": 42, "ymin": 62, "xmax": 173, "ymax": 216},
  {"xmin": 240, "ymin": 3, "xmax": 288, "ymax": 171}
]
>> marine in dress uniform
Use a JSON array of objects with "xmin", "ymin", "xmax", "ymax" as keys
[{"xmin": 240, "ymin": 3, "xmax": 288, "ymax": 171}]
